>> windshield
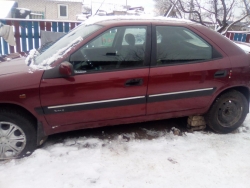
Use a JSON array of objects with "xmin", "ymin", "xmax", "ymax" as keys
[{"xmin": 34, "ymin": 24, "xmax": 102, "ymax": 65}]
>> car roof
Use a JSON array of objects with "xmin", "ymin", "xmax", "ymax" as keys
[{"xmin": 84, "ymin": 16, "xmax": 197, "ymax": 26}]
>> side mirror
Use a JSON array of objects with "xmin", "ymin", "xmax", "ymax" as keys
[{"xmin": 59, "ymin": 62, "xmax": 74, "ymax": 77}]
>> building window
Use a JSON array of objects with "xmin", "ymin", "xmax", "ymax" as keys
[{"xmin": 58, "ymin": 4, "xmax": 68, "ymax": 18}]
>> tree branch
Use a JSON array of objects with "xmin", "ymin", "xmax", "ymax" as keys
[
  {"xmin": 220, "ymin": 0, "xmax": 227, "ymax": 26},
  {"xmin": 226, "ymin": 0, "xmax": 235, "ymax": 18},
  {"xmin": 221, "ymin": 14, "xmax": 250, "ymax": 35},
  {"xmin": 176, "ymin": 0, "xmax": 206, "ymax": 25}
]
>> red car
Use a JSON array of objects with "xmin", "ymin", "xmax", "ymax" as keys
[{"xmin": 1, "ymin": 17, "xmax": 250, "ymax": 159}]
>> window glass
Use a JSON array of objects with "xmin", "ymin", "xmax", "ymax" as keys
[
  {"xmin": 86, "ymin": 28, "xmax": 117, "ymax": 48},
  {"xmin": 60, "ymin": 5, "xmax": 67, "ymax": 17},
  {"xmin": 156, "ymin": 26, "xmax": 212, "ymax": 65},
  {"xmin": 35, "ymin": 24, "xmax": 102, "ymax": 65},
  {"xmin": 122, "ymin": 27, "xmax": 146, "ymax": 45},
  {"xmin": 70, "ymin": 26, "xmax": 147, "ymax": 73}
]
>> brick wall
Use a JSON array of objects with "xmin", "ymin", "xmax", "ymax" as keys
[{"xmin": 14, "ymin": 0, "xmax": 82, "ymax": 20}]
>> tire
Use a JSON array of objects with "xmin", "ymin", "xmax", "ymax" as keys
[
  {"xmin": 0, "ymin": 109, "xmax": 37, "ymax": 159},
  {"xmin": 205, "ymin": 90, "xmax": 248, "ymax": 133}
]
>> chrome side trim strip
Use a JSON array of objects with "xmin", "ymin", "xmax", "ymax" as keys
[
  {"xmin": 48, "ymin": 96, "xmax": 145, "ymax": 109},
  {"xmin": 149, "ymin": 88, "xmax": 214, "ymax": 98}
]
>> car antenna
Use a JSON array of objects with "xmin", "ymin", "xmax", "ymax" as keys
[{"xmin": 94, "ymin": 0, "xmax": 106, "ymax": 16}]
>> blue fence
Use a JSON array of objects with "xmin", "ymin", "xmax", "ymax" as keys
[
  {"xmin": 0, "ymin": 18, "xmax": 81, "ymax": 55},
  {"xmin": 226, "ymin": 31, "xmax": 250, "ymax": 43}
]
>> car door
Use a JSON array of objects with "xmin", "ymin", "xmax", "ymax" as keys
[
  {"xmin": 146, "ymin": 24, "xmax": 231, "ymax": 115},
  {"xmin": 40, "ymin": 25, "xmax": 151, "ymax": 127}
]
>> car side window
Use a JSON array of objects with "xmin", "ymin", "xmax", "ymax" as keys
[
  {"xmin": 156, "ymin": 26, "xmax": 212, "ymax": 65},
  {"xmin": 122, "ymin": 27, "xmax": 146, "ymax": 45},
  {"xmin": 87, "ymin": 28, "xmax": 117, "ymax": 48},
  {"xmin": 69, "ymin": 26, "xmax": 147, "ymax": 74}
]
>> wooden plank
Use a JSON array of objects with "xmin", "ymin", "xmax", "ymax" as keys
[
  {"xmin": 33, "ymin": 21, "xmax": 39, "ymax": 49},
  {"xmin": 238, "ymin": 33, "xmax": 243, "ymax": 41},
  {"xmin": 27, "ymin": 21, "xmax": 33, "ymax": 50},
  {"xmin": 20, "ymin": 21, "xmax": 27, "ymax": 52},
  {"xmin": 246, "ymin": 34, "xmax": 250, "ymax": 43},
  {"xmin": 6, "ymin": 20, "xmax": 15, "ymax": 53},
  {"xmin": 70, "ymin": 22, "xmax": 76, "ymax": 30},
  {"xmin": 1, "ymin": 20, "xmax": 9, "ymax": 55},
  {"xmin": 229, "ymin": 33, "xmax": 234, "ymax": 40},
  {"xmin": 0, "ymin": 38, "xmax": 2, "ymax": 56},
  {"xmin": 13, "ymin": 20, "xmax": 21, "ymax": 53},
  {"xmin": 58, "ymin": 22, "xmax": 63, "ymax": 32},
  {"xmin": 52, "ymin": 22, "xmax": 57, "ymax": 32},
  {"xmin": 3, "ymin": 39, "xmax": 8, "ymax": 55},
  {"xmin": 45, "ymin": 21, "xmax": 51, "ymax": 31},
  {"xmin": 40, "ymin": 21, "xmax": 45, "ymax": 31},
  {"xmin": 242, "ymin": 34, "xmax": 247, "ymax": 43},
  {"xmin": 64, "ymin": 22, "xmax": 69, "ymax": 32}
]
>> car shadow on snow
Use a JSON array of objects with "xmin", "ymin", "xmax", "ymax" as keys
[{"xmin": 44, "ymin": 117, "xmax": 214, "ymax": 147}]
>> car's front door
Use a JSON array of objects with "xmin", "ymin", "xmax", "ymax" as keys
[
  {"xmin": 146, "ymin": 25, "xmax": 231, "ymax": 115},
  {"xmin": 40, "ymin": 25, "xmax": 151, "ymax": 127}
]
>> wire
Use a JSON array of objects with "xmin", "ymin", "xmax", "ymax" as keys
[{"xmin": 94, "ymin": 0, "xmax": 106, "ymax": 16}]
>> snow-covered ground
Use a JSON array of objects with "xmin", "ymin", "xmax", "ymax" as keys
[{"xmin": 1, "ymin": 115, "xmax": 250, "ymax": 188}]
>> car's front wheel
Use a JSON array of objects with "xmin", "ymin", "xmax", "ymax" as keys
[
  {"xmin": 205, "ymin": 90, "xmax": 248, "ymax": 133},
  {"xmin": 0, "ymin": 109, "xmax": 37, "ymax": 159}
]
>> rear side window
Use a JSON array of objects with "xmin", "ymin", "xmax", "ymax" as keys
[{"xmin": 156, "ymin": 26, "xmax": 213, "ymax": 65}]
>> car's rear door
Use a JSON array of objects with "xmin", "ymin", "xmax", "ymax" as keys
[
  {"xmin": 146, "ymin": 24, "xmax": 231, "ymax": 115},
  {"xmin": 40, "ymin": 25, "xmax": 151, "ymax": 127}
]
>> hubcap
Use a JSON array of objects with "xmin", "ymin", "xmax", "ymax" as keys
[
  {"xmin": 218, "ymin": 99, "xmax": 242, "ymax": 127},
  {"xmin": 0, "ymin": 122, "xmax": 26, "ymax": 159}
]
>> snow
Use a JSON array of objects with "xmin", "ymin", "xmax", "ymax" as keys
[
  {"xmin": 16, "ymin": 8, "xmax": 31, "ymax": 15},
  {"xmin": 84, "ymin": 15, "xmax": 193, "ymax": 26},
  {"xmin": 235, "ymin": 42, "xmax": 250, "ymax": 53},
  {"xmin": 26, "ymin": 37, "xmax": 83, "ymax": 70},
  {"xmin": 76, "ymin": 14, "xmax": 89, "ymax": 21},
  {"xmin": 25, "ymin": 49, "xmax": 39, "ymax": 65},
  {"xmin": 0, "ymin": 1, "xmax": 16, "ymax": 18},
  {"xmin": 40, "ymin": 36, "xmax": 83, "ymax": 67},
  {"xmin": 1, "ymin": 115, "xmax": 250, "ymax": 187}
]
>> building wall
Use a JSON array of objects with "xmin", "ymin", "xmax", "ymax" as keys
[{"xmin": 14, "ymin": 0, "xmax": 82, "ymax": 20}]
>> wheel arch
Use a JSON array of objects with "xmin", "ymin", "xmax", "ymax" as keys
[
  {"xmin": 0, "ymin": 103, "xmax": 49, "ymax": 146},
  {"xmin": 0, "ymin": 103, "xmax": 37, "ymax": 126},
  {"xmin": 213, "ymin": 86, "xmax": 249, "ymax": 113}
]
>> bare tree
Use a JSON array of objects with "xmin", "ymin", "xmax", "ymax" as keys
[
  {"xmin": 82, "ymin": 5, "xmax": 91, "ymax": 14},
  {"xmin": 154, "ymin": 0, "xmax": 172, "ymax": 16},
  {"xmin": 154, "ymin": 0, "xmax": 250, "ymax": 33},
  {"xmin": 242, "ymin": 0, "xmax": 250, "ymax": 14}
]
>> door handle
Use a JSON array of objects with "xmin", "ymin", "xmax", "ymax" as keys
[
  {"xmin": 125, "ymin": 78, "xmax": 143, "ymax": 86},
  {"xmin": 214, "ymin": 70, "xmax": 227, "ymax": 78},
  {"xmin": 106, "ymin": 52, "xmax": 117, "ymax": 56}
]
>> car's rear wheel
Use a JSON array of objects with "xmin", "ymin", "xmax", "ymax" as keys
[
  {"xmin": 205, "ymin": 90, "xmax": 248, "ymax": 133},
  {"xmin": 0, "ymin": 109, "xmax": 37, "ymax": 159}
]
